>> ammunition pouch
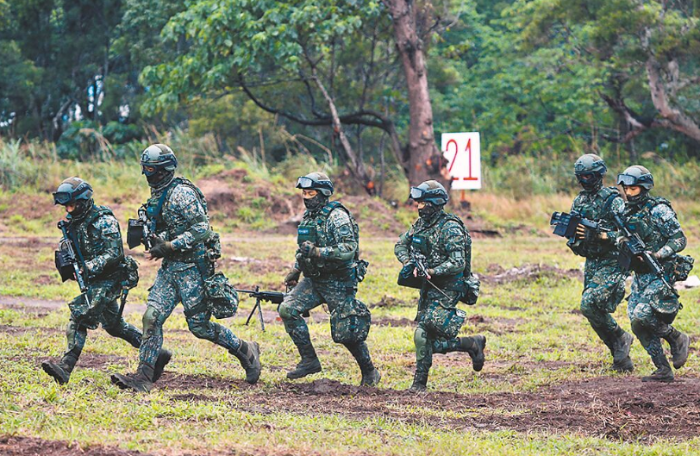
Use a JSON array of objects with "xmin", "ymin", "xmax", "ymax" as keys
[
  {"xmin": 55, "ymin": 250, "xmax": 75, "ymax": 282},
  {"xmin": 203, "ymin": 272, "xmax": 239, "ymax": 319},
  {"xmin": 127, "ymin": 219, "xmax": 145, "ymax": 249},
  {"xmin": 452, "ymin": 273, "xmax": 480, "ymax": 305},
  {"xmin": 297, "ymin": 226, "xmax": 317, "ymax": 245},
  {"xmin": 330, "ymin": 299, "xmax": 371, "ymax": 344},
  {"xmin": 651, "ymin": 295, "xmax": 681, "ymax": 325},
  {"xmin": 205, "ymin": 231, "xmax": 222, "ymax": 262}
]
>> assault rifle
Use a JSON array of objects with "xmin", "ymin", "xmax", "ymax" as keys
[
  {"xmin": 55, "ymin": 220, "xmax": 90, "ymax": 307},
  {"xmin": 127, "ymin": 207, "xmax": 153, "ymax": 250},
  {"xmin": 237, "ymin": 287, "xmax": 286, "ymax": 332},
  {"xmin": 396, "ymin": 250, "xmax": 452, "ymax": 300},
  {"xmin": 550, "ymin": 211, "xmax": 608, "ymax": 243},
  {"xmin": 611, "ymin": 213, "xmax": 676, "ymax": 295}
]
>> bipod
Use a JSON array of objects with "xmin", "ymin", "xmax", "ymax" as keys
[{"xmin": 245, "ymin": 285, "xmax": 266, "ymax": 332}]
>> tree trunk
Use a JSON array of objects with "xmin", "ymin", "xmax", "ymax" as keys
[{"xmin": 383, "ymin": 0, "xmax": 447, "ymax": 187}]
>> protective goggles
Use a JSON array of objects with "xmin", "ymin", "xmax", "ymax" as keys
[
  {"xmin": 296, "ymin": 176, "xmax": 316, "ymax": 189},
  {"xmin": 617, "ymin": 173, "xmax": 638, "ymax": 186},
  {"xmin": 141, "ymin": 165, "xmax": 159, "ymax": 177},
  {"xmin": 409, "ymin": 186, "xmax": 427, "ymax": 200},
  {"xmin": 52, "ymin": 185, "xmax": 90, "ymax": 205}
]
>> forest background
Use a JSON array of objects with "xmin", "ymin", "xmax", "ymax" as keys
[{"xmin": 3, "ymin": 0, "xmax": 700, "ymax": 204}]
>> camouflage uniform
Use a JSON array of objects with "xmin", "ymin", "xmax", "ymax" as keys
[
  {"xmin": 569, "ymin": 186, "xmax": 632, "ymax": 370},
  {"xmin": 42, "ymin": 201, "xmax": 144, "ymax": 384},
  {"xmin": 609, "ymin": 195, "xmax": 688, "ymax": 378},
  {"xmin": 395, "ymin": 208, "xmax": 484, "ymax": 390},
  {"xmin": 278, "ymin": 200, "xmax": 378, "ymax": 384},
  {"xmin": 137, "ymin": 178, "xmax": 253, "ymax": 376}
]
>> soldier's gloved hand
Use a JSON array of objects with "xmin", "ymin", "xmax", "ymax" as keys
[
  {"xmin": 149, "ymin": 237, "xmax": 174, "ymax": 259},
  {"xmin": 300, "ymin": 241, "xmax": 320, "ymax": 258},
  {"xmin": 400, "ymin": 262, "xmax": 415, "ymax": 278},
  {"xmin": 575, "ymin": 223, "xmax": 587, "ymax": 240},
  {"xmin": 285, "ymin": 268, "xmax": 301, "ymax": 287}
]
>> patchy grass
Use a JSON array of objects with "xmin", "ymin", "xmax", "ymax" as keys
[{"xmin": 2, "ymin": 233, "xmax": 700, "ymax": 454}]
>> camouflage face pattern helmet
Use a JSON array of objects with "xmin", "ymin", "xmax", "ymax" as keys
[
  {"xmin": 409, "ymin": 180, "xmax": 449, "ymax": 206},
  {"xmin": 617, "ymin": 165, "xmax": 654, "ymax": 190},
  {"xmin": 140, "ymin": 144, "xmax": 178, "ymax": 177},
  {"xmin": 53, "ymin": 177, "xmax": 93, "ymax": 205},
  {"xmin": 296, "ymin": 172, "xmax": 334, "ymax": 196}
]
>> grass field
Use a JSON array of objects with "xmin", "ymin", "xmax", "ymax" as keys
[{"xmin": 2, "ymin": 229, "xmax": 700, "ymax": 455}]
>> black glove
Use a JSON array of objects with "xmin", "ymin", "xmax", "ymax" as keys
[
  {"xmin": 149, "ymin": 237, "xmax": 174, "ymax": 259},
  {"xmin": 285, "ymin": 268, "xmax": 301, "ymax": 287},
  {"xmin": 299, "ymin": 241, "xmax": 320, "ymax": 258}
]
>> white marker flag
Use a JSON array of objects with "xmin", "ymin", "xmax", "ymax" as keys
[{"xmin": 441, "ymin": 132, "xmax": 481, "ymax": 190}]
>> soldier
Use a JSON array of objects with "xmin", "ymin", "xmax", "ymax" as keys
[
  {"xmin": 279, "ymin": 172, "xmax": 381, "ymax": 386},
  {"xmin": 608, "ymin": 166, "xmax": 691, "ymax": 382},
  {"xmin": 44, "ymin": 177, "xmax": 171, "ymax": 384},
  {"xmin": 111, "ymin": 144, "xmax": 261, "ymax": 392},
  {"xmin": 568, "ymin": 154, "xmax": 634, "ymax": 372},
  {"xmin": 395, "ymin": 180, "xmax": 485, "ymax": 392}
]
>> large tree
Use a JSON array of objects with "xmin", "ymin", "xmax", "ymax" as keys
[{"xmin": 140, "ymin": 0, "xmax": 456, "ymax": 189}]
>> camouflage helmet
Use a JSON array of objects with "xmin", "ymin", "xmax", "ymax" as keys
[
  {"xmin": 409, "ymin": 180, "xmax": 449, "ymax": 206},
  {"xmin": 617, "ymin": 165, "xmax": 654, "ymax": 190},
  {"xmin": 140, "ymin": 144, "xmax": 178, "ymax": 176},
  {"xmin": 574, "ymin": 154, "xmax": 607, "ymax": 176},
  {"xmin": 53, "ymin": 177, "xmax": 93, "ymax": 205},
  {"xmin": 296, "ymin": 172, "xmax": 334, "ymax": 196}
]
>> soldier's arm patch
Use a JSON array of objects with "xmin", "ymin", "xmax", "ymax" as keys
[{"xmin": 95, "ymin": 215, "xmax": 120, "ymax": 237}]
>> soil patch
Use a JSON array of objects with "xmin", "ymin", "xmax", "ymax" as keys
[
  {"xmin": 0, "ymin": 324, "xmax": 61, "ymax": 335},
  {"xmin": 482, "ymin": 263, "xmax": 582, "ymax": 284},
  {"xmin": 169, "ymin": 376, "xmax": 700, "ymax": 442},
  {"xmin": 0, "ymin": 436, "xmax": 149, "ymax": 456}
]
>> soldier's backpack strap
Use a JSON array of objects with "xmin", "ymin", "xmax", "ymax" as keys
[
  {"xmin": 436, "ymin": 212, "xmax": 469, "ymax": 276},
  {"xmin": 600, "ymin": 186, "xmax": 620, "ymax": 213}
]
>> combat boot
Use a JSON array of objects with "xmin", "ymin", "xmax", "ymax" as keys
[
  {"xmin": 665, "ymin": 329, "xmax": 690, "ymax": 369},
  {"xmin": 360, "ymin": 368, "xmax": 381, "ymax": 387},
  {"xmin": 641, "ymin": 354, "xmax": 674, "ymax": 383},
  {"xmin": 41, "ymin": 350, "xmax": 79, "ymax": 385},
  {"xmin": 287, "ymin": 344, "xmax": 322, "ymax": 380},
  {"xmin": 611, "ymin": 330, "xmax": 634, "ymax": 373},
  {"xmin": 408, "ymin": 371, "xmax": 428, "ymax": 392},
  {"xmin": 152, "ymin": 349, "xmax": 172, "ymax": 383},
  {"xmin": 459, "ymin": 335, "xmax": 486, "ymax": 372},
  {"xmin": 230, "ymin": 341, "xmax": 261, "ymax": 384},
  {"xmin": 111, "ymin": 363, "xmax": 155, "ymax": 393}
]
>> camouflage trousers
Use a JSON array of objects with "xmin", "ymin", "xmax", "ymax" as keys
[
  {"xmin": 278, "ymin": 276, "xmax": 373, "ymax": 371},
  {"xmin": 65, "ymin": 280, "xmax": 142, "ymax": 360},
  {"xmin": 580, "ymin": 257, "xmax": 627, "ymax": 346},
  {"xmin": 414, "ymin": 285, "xmax": 467, "ymax": 375},
  {"xmin": 628, "ymin": 272, "xmax": 679, "ymax": 360},
  {"xmin": 138, "ymin": 261, "xmax": 241, "ymax": 368}
]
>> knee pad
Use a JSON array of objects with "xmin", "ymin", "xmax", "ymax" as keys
[
  {"xmin": 278, "ymin": 303, "xmax": 301, "ymax": 321},
  {"xmin": 142, "ymin": 307, "xmax": 164, "ymax": 339}
]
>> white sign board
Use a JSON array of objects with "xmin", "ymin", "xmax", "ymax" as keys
[{"xmin": 441, "ymin": 132, "xmax": 481, "ymax": 190}]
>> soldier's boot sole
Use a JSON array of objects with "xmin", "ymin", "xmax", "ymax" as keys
[
  {"xmin": 408, "ymin": 383, "xmax": 427, "ymax": 393},
  {"xmin": 468, "ymin": 335, "xmax": 486, "ymax": 372},
  {"xmin": 671, "ymin": 333, "xmax": 690, "ymax": 369},
  {"xmin": 641, "ymin": 368, "xmax": 674, "ymax": 383},
  {"xmin": 153, "ymin": 349, "xmax": 172, "ymax": 383},
  {"xmin": 286, "ymin": 358, "xmax": 322, "ymax": 380},
  {"xmin": 360, "ymin": 368, "xmax": 381, "ymax": 387},
  {"xmin": 612, "ymin": 356, "xmax": 634, "ymax": 373},
  {"xmin": 41, "ymin": 362, "xmax": 70, "ymax": 385},
  {"xmin": 110, "ymin": 373, "xmax": 153, "ymax": 393},
  {"xmin": 244, "ymin": 342, "xmax": 262, "ymax": 385}
]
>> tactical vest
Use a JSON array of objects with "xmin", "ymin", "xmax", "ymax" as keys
[
  {"xmin": 145, "ymin": 177, "xmax": 213, "ymax": 263},
  {"xmin": 69, "ymin": 205, "xmax": 125, "ymax": 279},
  {"xmin": 297, "ymin": 201, "xmax": 358, "ymax": 277},
  {"xmin": 570, "ymin": 186, "xmax": 620, "ymax": 258},
  {"xmin": 411, "ymin": 212, "xmax": 471, "ymax": 283},
  {"xmin": 624, "ymin": 196, "xmax": 675, "ymax": 255}
]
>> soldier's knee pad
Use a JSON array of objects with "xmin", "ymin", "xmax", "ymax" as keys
[
  {"xmin": 142, "ymin": 307, "xmax": 164, "ymax": 338},
  {"xmin": 278, "ymin": 303, "xmax": 301, "ymax": 321},
  {"xmin": 414, "ymin": 326, "xmax": 428, "ymax": 348},
  {"xmin": 630, "ymin": 317, "xmax": 647, "ymax": 335}
]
